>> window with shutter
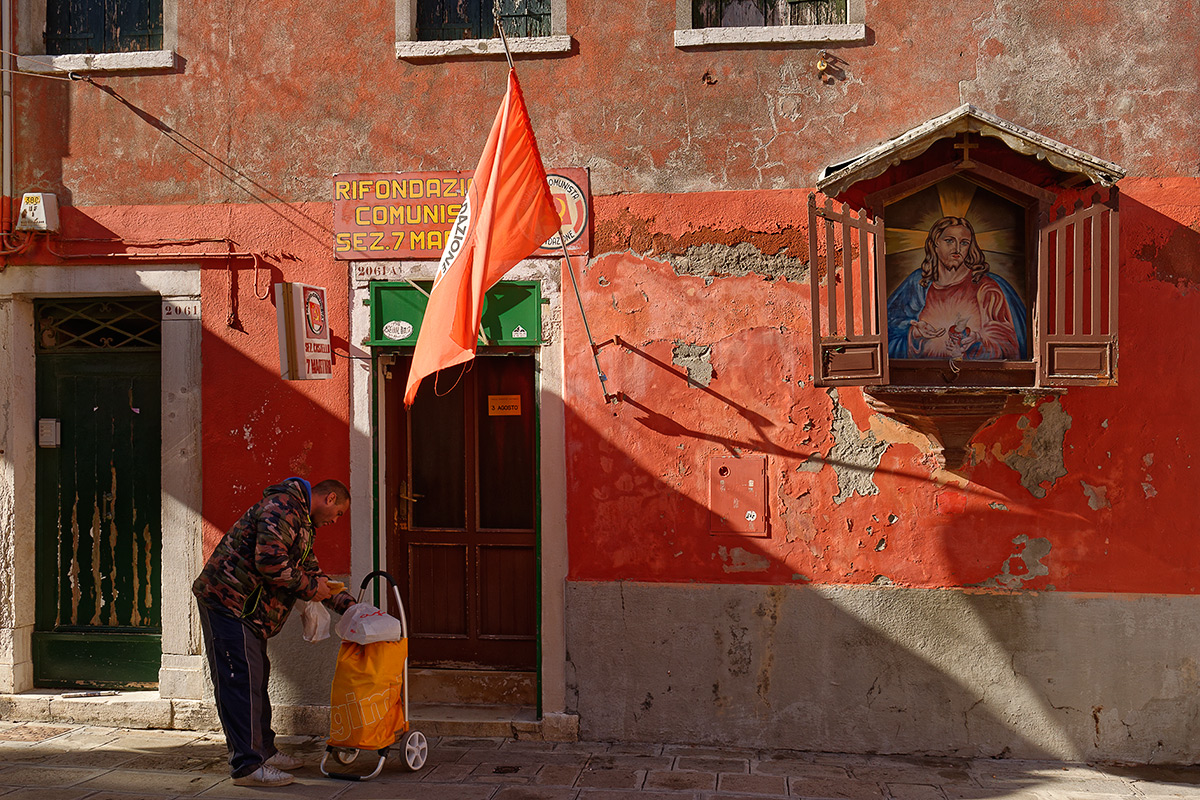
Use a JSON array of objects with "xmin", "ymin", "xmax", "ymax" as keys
[
  {"xmin": 45, "ymin": 0, "xmax": 163, "ymax": 55},
  {"xmin": 808, "ymin": 106, "xmax": 1124, "ymax": 465},
  {"xmin": 396, "ymin": 0, "xmax": 570, "ymax": 59},
  {"xmin": 417, "ymin": 0, "xmax": 549, "ymax": 40},
  {"xmin": 674, "ymin": 0, "xmax": 865, "ymax": 47},
  {"xmin": 692, "ymin": 0, "xmax": 846, "ymax": 27}
]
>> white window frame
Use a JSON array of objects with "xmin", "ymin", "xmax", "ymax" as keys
[
  {"xmin": 16, "ymin": 0, "xmax": 177, "ymax": 74},
  {"xmin": 396, "ymin": 0, "xmax": 571, "ymax": 60},
  {"xmin": 674, "ymin": 0, "xmax": 866, "ymax": 48}
]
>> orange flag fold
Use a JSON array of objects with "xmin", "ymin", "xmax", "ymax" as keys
[{"xmin": 404, "ymin": 69, "xmax": 562, "ymax": 406}]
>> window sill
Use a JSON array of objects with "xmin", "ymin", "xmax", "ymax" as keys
[
  {"xmin": 396, "ymin": 35, "xmax": 572, "ymax": 60},
  {"xmin": 18, "ymin": 50, "xmax": 176, "ymax": 74},
  {"xmin": 674, "ymin": 24, "xmax": 865, "ymax": 48}
]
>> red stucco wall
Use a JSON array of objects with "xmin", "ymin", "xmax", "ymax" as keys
[
  {"xmin": 7, "ymin": 203, "xmax": 355, "ymax": 571},
  {"xmin": 10, "ymin": 0, "xmax": 1198, "ymax": 594},
  {"xmin": 564, "ymin": 178, "xmax": 1200, "ymax": 593}
]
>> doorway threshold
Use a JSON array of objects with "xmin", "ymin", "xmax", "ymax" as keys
[
  {"xmin": 406, "ymin": 668, "xmax": 538, "ymax": 738},
  {"xmin": 409, "ymin": 702, "xmax": 537, "ymax": 737}
]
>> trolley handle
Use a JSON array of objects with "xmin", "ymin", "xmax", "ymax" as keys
[
  {"xmin": 352, "ymin": 570, "xmax": 409, "ymax": 640},
  {"xmin": 357, "ymin": 569, "xmax": 400, "ymax": 593}
]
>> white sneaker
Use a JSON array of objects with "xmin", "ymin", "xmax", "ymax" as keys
[
  {"xmin": 265, "ymin": 751, "xmax": 305, "ymax": 771},
  {"xmin": 232, "ymin": 764, "xmax": 294, "ymax": 787}
]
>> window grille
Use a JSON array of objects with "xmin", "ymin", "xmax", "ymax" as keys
[
  {"xmin": 45, "ymin": 0, "xmax": 163, "ymax": 54},
  {"xmin": 417, "ymin": 0, "xmax": 550, "ymax": 40},
  {"xmin": 35, "ymin": 298, "xmax": 162, "ymax": 353},
  {"xmin": 692, "ymin": 0, "xmax": 847, "ymax": 27}
]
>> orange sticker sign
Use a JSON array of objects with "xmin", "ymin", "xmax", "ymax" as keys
[{"xmin": 487, "ymin": 395, "xmax": 522, "ymax": 416}]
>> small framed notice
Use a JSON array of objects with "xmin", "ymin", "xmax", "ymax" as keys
[
  {"xmin": 487, "ymin": 395, "xmax": 521, "ymax": 416},
  {"xmin": 275, "ymin": 282, "xmax": 332, "ymax": 380}
]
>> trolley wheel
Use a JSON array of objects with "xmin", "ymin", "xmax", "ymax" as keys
[
  {"xmin": 399, "ymin": 730, "xmax": 428, "ymax": 771},
  {"xmin": 332, "ymin": 747, "xmax": 359, "ymax": 765}
]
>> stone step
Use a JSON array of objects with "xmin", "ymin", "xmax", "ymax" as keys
[
  {"xmin": 408, "ymin": 702, "xmax": 537, "ymax": 738},
  {"xmin": 407, "ymin": 669, "xmax": 535, "ymax": 706}
]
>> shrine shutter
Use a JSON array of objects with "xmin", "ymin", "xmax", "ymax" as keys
[
  {"xmin": 1037, "ymin": 188, "xmax": 1120, "ymax": 386},
  {"xmin": 807, "ymin": 194, "xmax": 887, "ymax": 385}
]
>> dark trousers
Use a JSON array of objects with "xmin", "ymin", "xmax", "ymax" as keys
[{"xmin": 197, "ymin": 602, "xmax": 278, "ymax": 777}]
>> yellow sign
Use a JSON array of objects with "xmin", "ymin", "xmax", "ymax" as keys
[{"xmin": 488, "ymin": 395, "xmax": 522, "ymax": 416}]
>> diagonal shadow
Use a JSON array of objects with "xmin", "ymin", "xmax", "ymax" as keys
[{"xmin": 76, "ymin": 77, "xmax": 333, "ymax": 250}]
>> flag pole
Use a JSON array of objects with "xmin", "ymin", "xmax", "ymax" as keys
[
  {"xmin": 560, "ymin": 243, "xmax": 614, "ymax": 402},
  {"xmin": 493, "ymin": 0, "xmax": 515, "ymax": 71},
  {"xmin": 492, "ymin": 10, "xmax": 614, "ymax": 403}
]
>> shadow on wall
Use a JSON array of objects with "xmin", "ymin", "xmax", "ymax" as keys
[
  {"xmin": 197, "ymin": 320, "xmax": 365, "ymax": 708},
  {"xmin": 561, "ymin": 320, "xmax": 1200, "ymax": 763}
]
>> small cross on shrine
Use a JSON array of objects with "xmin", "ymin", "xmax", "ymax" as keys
[{"xmin": 955, "ymin": 132, "xmax": 979, "ymax": 168}]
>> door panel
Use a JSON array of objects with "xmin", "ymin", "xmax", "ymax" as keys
[
  {"xmin": 33, "ymin": 297, "xmax": 162, "ymax": 688},
  {"xmin": 386, "ymin": 354, "xmax": 538, "ymax": 669},
  {"xmin": 35, "ymin": 352, "xmax": 162, "ymax": 687}
]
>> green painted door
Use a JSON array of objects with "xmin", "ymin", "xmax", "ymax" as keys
[{"xmin": 33, "ymin": 298, "xmax": 162, "ymax": 688}]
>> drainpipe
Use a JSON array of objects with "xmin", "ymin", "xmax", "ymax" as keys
[{"xmin": 1, "ymin": 0, "xmax": 13, "ymax": 237}]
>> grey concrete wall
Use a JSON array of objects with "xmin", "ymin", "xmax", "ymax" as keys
[{"xmin": 565, "ymin": 581, "xmax": 1200, "ymax": 763}]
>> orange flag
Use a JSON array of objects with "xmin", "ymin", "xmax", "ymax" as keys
[{"xmin": 404, "ymin": 69, "xmax": 562, "ymax": 406}]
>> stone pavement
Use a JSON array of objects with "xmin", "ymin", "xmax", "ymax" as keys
[{"xmin": 0, "ymin": 721, "xmax": 1199, "ymax": 800}]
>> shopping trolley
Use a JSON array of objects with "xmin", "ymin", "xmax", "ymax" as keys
[{"xmin": 319, "ymin": 570, "xmax": 428, "ymax": 780}]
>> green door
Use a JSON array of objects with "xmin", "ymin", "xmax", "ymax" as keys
[{"xmin": 33, "ymin": 298, "xmax": 162, "ymax": 688}]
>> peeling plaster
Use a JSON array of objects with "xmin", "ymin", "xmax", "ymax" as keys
[
  {"xmin": 1004, "ymin": 399, "xmax": 1071, "ymax": 498},
  {"xmin": 717, "ymin": 546, "xmax": 770, "ymax": 573},
  {"xmin": 1080, "ymin": 480, "xmax": 1111, "ymax": 510},
  {"xmin": 671, "ymin": 342, "xmax": 713, "ymax": 387},
  {"xmin": 827, "ymin": 389, "xmax": 888, "ymax": 505},
  {"xmin": 666, "ymin": 241, "xmax": 808, "ymax": 284},
  {"xmin": 978, "ymin": 535, "xmax": 1052, "ymax": 589}
]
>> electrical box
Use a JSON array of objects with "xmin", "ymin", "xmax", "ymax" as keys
[
  {"xmin": 709, "ymin": 455, "xmax": 768, "ymax": 536},
  {"xmin": 17, "ymin": 193, "xmax": 59, "ymax": 232}
]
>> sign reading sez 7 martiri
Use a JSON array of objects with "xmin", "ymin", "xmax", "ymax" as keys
[{"xmin": 333, "ymin": 168, "xmax": 590, "ymax": 260}]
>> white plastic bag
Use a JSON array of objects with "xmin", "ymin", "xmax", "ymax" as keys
[
  {"xmin": 334, "ymin": 602, "xmax": 404, "ymax": 644},
  {"xmin": 299, "ymin": 600, "xmax": 331, "ymax": 642}
]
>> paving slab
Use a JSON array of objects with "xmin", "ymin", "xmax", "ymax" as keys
[
  {"xmin": 575, "ymin": 766, "xmax": 646, "ymax": 789},
  {"xmin": 492, "ymin": 787, "xmax": 582, "ymax": 800},
  {"xmin": 0, "ymin": 764, "xmax": 108, "ymax": 788},
  {"xmin": 786, "ymin": 776, "xmax": 888, "ymax": 800},
  {"xmin": 588, "ymin": 755, "xmax": 675, "ymax": 771},
  {"xmin": 0, "ymin": 790, "xmax": 94, "ymax": 800},
  {"xmin": 576, "ymin": 791, "xmax": 696, "ymax": 800},
  {"xmin": 534, "ymin": 765, "xmax": 585, "ymax": 785},
  {"xmin": 73, "ymin": 768, "xmax": 226, "ymax": 796},
  {"xmin": 644, "ymin": 769, "xmax": 718, "ymax": 791},
  {"xmin": 884, "ymin": 782, "xmax": 948, "ymax": 800},
  {"xmin": 196, "ymin": 774, "xmax": 350, "ymax": 800},
  {"xmin": 340, "ymin": 783, "xmax": 496, "ymax": 800},
  {"xmin": 717, "ymin": 773, "xmax": 789, "ymax": 795},
  {"xmin": 676, "ymin": 757, "xmax": 750, "ymax": 774}
]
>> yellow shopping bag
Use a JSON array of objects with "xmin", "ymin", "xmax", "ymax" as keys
[{"xmin": 327, "ymin": 639, "xmax": 409, "ymax": 750}]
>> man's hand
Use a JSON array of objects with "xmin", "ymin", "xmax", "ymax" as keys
[{"xmin": 313, "ymin": 576, "xmax": 334, "ymax": 602}]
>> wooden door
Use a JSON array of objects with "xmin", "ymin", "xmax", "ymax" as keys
[
  {"xmin": 386, "ymin": 353, "xmax": 538, "ymax": 670},
  {"xmin": 33, "ymin": 297, "xmax": 162, "ymax": 687}
]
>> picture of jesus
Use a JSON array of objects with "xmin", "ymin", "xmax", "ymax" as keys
[
  {"xmin": 886, "ymin": 217, "xmax": 1026, "ymax": 359},
  {"xmin": 883, "ymin": 175, "xmax": 1029, "ymax": 361}
]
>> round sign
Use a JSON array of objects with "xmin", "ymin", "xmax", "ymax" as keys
[
  {"xmin": 383, "ymin": 320, "xmax": 414, "ymax": 340},
  {"xmin": 304, "ymin": 290, "xmax": 325, "ymax": 336},
  {"xmin": 542, "ymin": 174, "xmax": 588, "ymax": 251}
]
